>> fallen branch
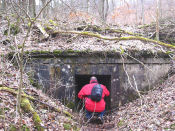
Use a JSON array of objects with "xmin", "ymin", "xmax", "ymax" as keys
[
  {"xmin": 0, "ymin": 87, "xmax": 74, "ymax": 118},
  {"xmin": 52, "ymin": 30, "xmax": 175, "ymax": 49},
  {"xmin": 105, "ymin": 28, "xmax": 142, "ymax": 36},
  {"xmin": 76, "ymin": 25, "xmax": 141, "ymax": 36}
]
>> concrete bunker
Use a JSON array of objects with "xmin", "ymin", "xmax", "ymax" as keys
[
  {"xmin": 25, "ymin": 50, "xmax": 172, "ymax": 111},
  {"xmin": 75, "ymin": 74, "xmax": 111, "ymax": 110}
]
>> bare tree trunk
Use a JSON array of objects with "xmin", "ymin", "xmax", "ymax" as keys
[
  {"xmin": 159, "ymin": 0, "xmax": 162, "ymax": 19},
  {"xmin": 41, "ymin": 0, "xmax": 46, "ymax": 18},
  {"xmin": 141, "ymin": 0, "xmax": 144, "ymax": 24},
  {"xmin": 100, "ymin": 0, "xmax": 105, "ymax": 22},
  {"xmin": 29, "ymin": 0, "xmax": 36, "ymax": 17},
  {"xmin": 1, "ymin": 0, "xmax": 6, "ymax": 10},
  {"xmin": 86, "ymin": 0, "xmax": 89, "ymax": 13},
  {"xmin": 104, "ymin": 0, "xmax": 109, "ymax": 22},
  {"xmin": 134, "ymin": 0, "xmax": 138, "ymax": 24},
  {"xmin": 98, "ymin": 0, "xmax": 109, "ymax": 24},
  {"xmin": 156, "ymin": 0, "xmax": 160, "ymax": 41}
]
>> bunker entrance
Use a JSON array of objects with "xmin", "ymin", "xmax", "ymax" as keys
[{"xmin": 75, "ymin": 75, "xmax": 111, "ymax": 111}]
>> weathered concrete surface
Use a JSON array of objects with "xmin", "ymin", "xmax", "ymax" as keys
[{"xmin": 26, "ymin": 53, "xmax": 171, "ymax": 109}]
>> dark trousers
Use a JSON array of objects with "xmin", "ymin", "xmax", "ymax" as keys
[{"xmin": 86, "ymin": 109, "xmax": 105, "ymax": 119}]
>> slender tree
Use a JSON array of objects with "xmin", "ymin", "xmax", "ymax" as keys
[
  {"xmin": 156, "ymin": 0, "xmax": 160, "ymax": 41},
  {"xmin": 141, "ymin": 0, "xmax": 144, "ymax": 24},
  {"xmin": 29, "ymin": 0, "xmax": 36, "ymax": 17}
]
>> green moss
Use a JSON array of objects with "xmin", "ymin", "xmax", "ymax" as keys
[
  {"xmin": 31, "ymin": 18, "xmax": 35, "ymax": 21},
  {"xmin": 73, "ymin": 125, "xmax": 80, "ymax": 131},
  {"xmin": 8, "ymin": 124, "xmax": 29, "ymax": 131},
  {"xmin": 27, "ymin": 72, "xmax": 42, "ymax": 89},
  {"xmin": 0, "ymin": 87, "xmax": 35, "ymax": 101},
  {"xmin": 40, "ymin": 50, "xmax": 50, "ymax": 54},
  {"xmin": 29, "ymin": 50, "xmax": 50, "ymax": 54},
  {"xmin": 0, "ymin": 87, "xmax": 18, "ymax": 95},
  {"xmin": 138, "ymin": 24, "xmax": 151, "ymax": 29},
  {"xmin": 22, "ymin": 125, "xmax": 30, "ymax": 131},
  {"xmin": 18, "ymin": 45, "xmax": 23, "ymax": 49},
  {"xmin": 21, "ymin": 98, "xmax": 44, "ymax": 131},
  {"xmin": 33, "ymin": 112, "xmax": 43, "ymax": 130},
  {"xmin": 53, "ymin": 50, "xmax": 62, "ymax": 55},
  {"xmin": 45, "ymin": 26, "xmax": 53, "ymax": 31},
  {"xmin": 30, "ymin": 50, "xmax": 40, "ymax": 53},
  {"xmin": 170, "ymin": 123, "xmax": 175, "ymax": 129},
  {"xmin": 63, "ymin": 123, "xmax": 72, "ymax": 130},
  {"xmin": 21, "ymin": 98, "xmax": 33, "ymax": 112},
  {"xmin": 10, "ymin": 23, "xmax": 20, "ymax": 35},
  {"xmin": 28, "ymin": 22, "xmax": 31, "ymax": 28},
  {"xmin": 49, "ymin": 19, "xmax": 57, "ymax": 26},
  {"xmin": 77, "ymin": 25, "xmax": 102, "ymax": 32},
  {"xmin": 9, "ymin": 124, "xmax": 18, "ymax": 131},
  {"xmin": 63, "ymin": 111, "xmax": 73, "ymax": 118},
  {"xmin": 166, "ymin": 51, "xmax": 174, "ymax": 55},
  {"xmin": 67, "ymin": 49, "xmax": 76, "ymax": 53},
  {"xmin": 117, "ymin": 119, "xmax": 125, "ymax": 127},
  {"xmin": 0, "ymin": 107, "xmax": 9, "ymax": 116},
  {"xmin": 11, "ymin": 14, "xmax": 16, "ymax": 17},
  {"xmin": 9, "ymin": 46, "xmax": 15, "ymax": 50},
  {"xmin": 0, "ymin": 108, "xmax": 3, "ymax": 115},
  {"xmin": 81, "ymin": 32, "xmax": 101, "ymax": 38},
  {"xmin": 66, "ymin": 101, "xmax": 75, "ymax": 109}
]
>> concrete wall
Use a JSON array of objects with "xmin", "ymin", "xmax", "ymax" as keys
[{"xmin": 26, "ymin": 55, "xmax": 171, "ymax": 109}]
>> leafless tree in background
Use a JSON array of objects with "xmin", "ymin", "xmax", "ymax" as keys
[
  {"xmin": 156, "ymin": 0, "xmax": 160, "ymax": 41},
  {"xmin": 141, "ymin": 0, "xmax": 145, "ymax": 24},
  {"xmin": 1, "ymin": 0, "xmax": 175, "ymax": 31}
]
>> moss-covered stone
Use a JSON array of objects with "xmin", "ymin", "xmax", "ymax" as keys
[{"xmin": 21, "ymin": 97, "xmax": 44, "ymax": 131}]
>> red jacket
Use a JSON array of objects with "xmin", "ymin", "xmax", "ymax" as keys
[{"xmin": 78, "ymin": 80, "xmax": 110, "ymax": 112}]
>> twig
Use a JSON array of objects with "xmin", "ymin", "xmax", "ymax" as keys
[
  {"xmin": 133, "ymin": 75, "xmax": 142, "ymax": 106},
  {"xmin": 121, "ymin": 54, "xmax": 134, "ymax": 88},
  {"xmin": 12, "ymin": 1, "xmax": 31, "ymax": 21}
]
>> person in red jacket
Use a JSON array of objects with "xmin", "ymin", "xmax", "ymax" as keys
[{"xmin": 78, "ymin": 76, "xmax": 110, "ymax": 122}]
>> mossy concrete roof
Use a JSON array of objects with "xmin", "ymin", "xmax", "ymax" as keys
[{"xmin": 23, "ymin": 33, "xmax": 172, "ymax": 58}]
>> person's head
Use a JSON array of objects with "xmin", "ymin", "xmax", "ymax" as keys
[{"xmin": 90, "ymin": 76, "xmax": 98, "ymax": 83}]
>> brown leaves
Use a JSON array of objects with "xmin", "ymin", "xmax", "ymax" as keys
[{"xmin": 115, "ymin": 74, "xmax": 175, "ymax": 130}]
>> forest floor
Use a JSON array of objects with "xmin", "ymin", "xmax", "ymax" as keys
[
  {"xmin": 1, "ymin": 50, "xmax": 175, "ymax": 130},
  {"xmin": 0, "ymin": 54, "xmax": 175, "ymax": 130},
  {"xmin": 1, "ymin": 16, "xmax": 175, "ymax": 130}
]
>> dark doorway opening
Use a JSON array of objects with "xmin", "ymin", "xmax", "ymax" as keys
[{"xmin": 75, "ymin": 75, "xmax": 111, "ymax": 111}]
